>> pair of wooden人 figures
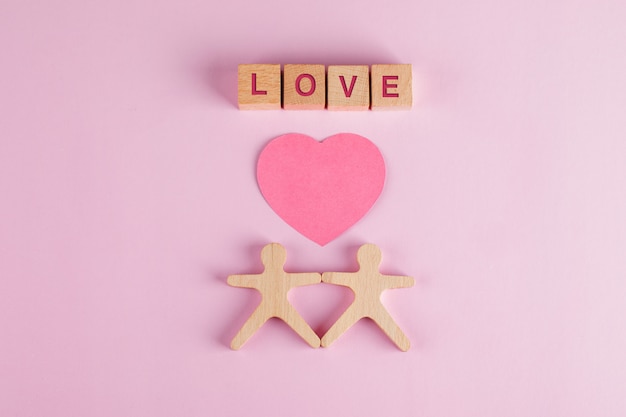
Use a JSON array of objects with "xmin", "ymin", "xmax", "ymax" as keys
[{"xmin": 228, "ymin": 243, "xmax": 414, "ymax": 351}]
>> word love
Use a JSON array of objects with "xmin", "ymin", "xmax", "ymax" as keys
[{"xmin": 238, "ymin": 64, "xmax": 412, "ymax": 111}]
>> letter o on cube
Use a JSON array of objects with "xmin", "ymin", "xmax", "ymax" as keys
[{"xmin": 283, "ymin": 64, "xmax": 326, "ymax": 110}]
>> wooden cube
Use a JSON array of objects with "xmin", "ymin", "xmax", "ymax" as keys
[
  {"xmin": 283, "ymin": 64, "xmax": 326, "ymax": 110},
  {"xmin": 371, "ymin": 64, "xmax": 412, "ymax": 110},
  {"xmin": 327, "ymin": 65, "xmax": 370, "ymax": 111},
  {"xmin": 238, "ymin": 64, "xmax": 281, "ymax": 110}
]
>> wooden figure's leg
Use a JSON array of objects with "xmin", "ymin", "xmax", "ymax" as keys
[
  {"xmin": 230, "ymin": 306, "xmax": 271, "ymax": 350},
  {"xmin": 320, "ymin": 305, "xmax": 361, "ymax": 348},
  {"xmin": 369, "ymin": 307, "xmax": 411, "ymax": 352},
  {"xmin": 281, "ymin": 304, "xmax": 321, "ymax": 348}
]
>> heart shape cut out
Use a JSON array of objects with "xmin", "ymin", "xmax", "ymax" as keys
[{"xmin": 257, "ymin": 133, "xmax": 386, "ymax": 245}]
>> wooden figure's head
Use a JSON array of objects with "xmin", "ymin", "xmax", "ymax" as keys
[
  {"xmin": 260, "ymin": 243, "xmax": 287, "ymax": 269},
  {"xmin": 357, "ymin": 244, "xmax": 382, "ymax": 270}
]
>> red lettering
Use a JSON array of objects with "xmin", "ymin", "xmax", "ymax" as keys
[
  {"xmin": 339, "ymin": 75, "xmax": 358, "ymax": 98},
  {"xmin": 295, "ymin": 74, "xmax": 316, "ymax": 96},
  {"xmin": 382, "ymin": 75, "xmax": 399, "ymax": 97},
  {"xmin": 251, "ymin": 73, "xmax": 267, "ymax": 95}
]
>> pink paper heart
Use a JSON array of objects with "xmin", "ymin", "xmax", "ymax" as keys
[{"xmin": 257, "ymin": 133, "xmax": 386, "ymax": 245}]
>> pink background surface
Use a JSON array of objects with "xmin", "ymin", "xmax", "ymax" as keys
[{"xmin": 1, "ymin": 1, "xmax": 625, "ymax": 416}]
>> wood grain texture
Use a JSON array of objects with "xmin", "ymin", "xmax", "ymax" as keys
[
  {"xmin": 321, "ymin": 244, "xmax": 414, "ymax": 351},
  {"xmin": 227, "ymin": 243, "xmax": 321, "ymax": 349},
  {"xmin": 370, "ymin": 64, "xmax": 412, "ymax": 110},
  {"xmin": 237, "ymin": 64, "xmax": 281, "ymax": 110},
  {"xmin": 283, "ymin": 64, "xmax": 326, "ymax": 110},
  {"xmin": 327, "ymin": 65, "xmax": 370, "ymax": 111}
]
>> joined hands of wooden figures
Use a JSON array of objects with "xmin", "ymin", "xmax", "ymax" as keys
[{"xmin": 228, "ymin": 243, "xmax": 414, "ymax": 351}]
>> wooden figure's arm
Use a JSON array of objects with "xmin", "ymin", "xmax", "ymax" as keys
[
  {"xmin": 383, "ymin": 274, "xmax": 415, "ymax": 289},
  {"xmin": 227, "ymin": 274, "xmax": 260, "ymax": 289},
  {"xmin": 322, "ymin": 272, "xmax": 355, "ymax": 287},
  {"xmin": 381, "ymin": 275, "xmax": 415, "ymax": 289},
  {"xmin": 292, "ymin": 272, "xmax": 322, "ymax": 286}
]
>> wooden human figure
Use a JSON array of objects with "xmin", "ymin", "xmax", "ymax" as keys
[
  {"xmin": 227, "ymin": 243, "xmax": 321, "ymax": 349},
  {"xmin": 321, "ymin": 244, "xmax": 414, "ymax": 351}
]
